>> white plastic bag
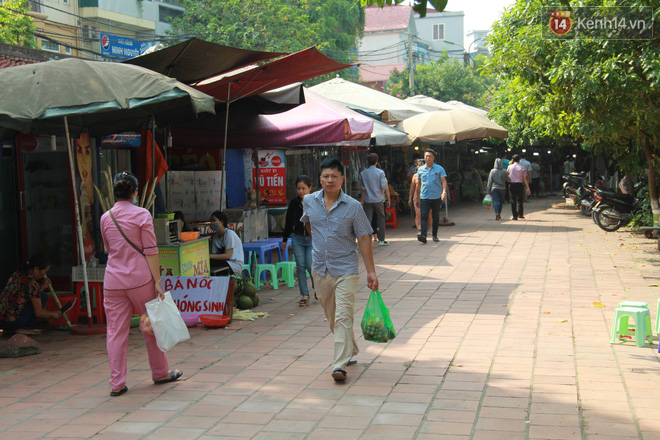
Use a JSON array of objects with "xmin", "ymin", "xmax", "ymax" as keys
[{"xmin": 145, "ymin": 291, "xmax": 190, "ymax": 352}]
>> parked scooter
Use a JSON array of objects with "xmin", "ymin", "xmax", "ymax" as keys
[
  {"xmin": 577, "ymin": 180, "xmax": 602, "ymax": 217},
  {"xmin": 591, "ymin": 183, "xmax": 644, "ymax": 232},
  {"xmin": 562, "ymin": 172, "xmax": 587, "ymax": 201}
]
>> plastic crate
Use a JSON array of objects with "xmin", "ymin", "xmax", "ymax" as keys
[{"xmin": 71, "ymin": 265, "xmax": 106, "ymax": 282}]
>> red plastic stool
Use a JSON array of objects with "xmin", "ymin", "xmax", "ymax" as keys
[
  {"xmin": 385, "ymin": 207, "xmax": 398, "ymax": 228},
  {"xmin": 449, "ymin": 189, "xmax": 456, "ymax": 205},
  {"xmin": 74, "ymin": 281, "xmax": 105, "ymax": 324}
]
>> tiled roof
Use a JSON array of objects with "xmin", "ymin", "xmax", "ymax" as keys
[
  {"xmin": 365, "ymin": 5, "xmax": 412, "ymax": 33},
  {"xmin": 0, "ymin": 54, "xmax": 41, "ymax": 69},
  {"xmin": 360, "ymin": 63, "xmax": 406, "ymax": 82}
]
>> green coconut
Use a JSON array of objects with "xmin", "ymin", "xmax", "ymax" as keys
[
  {"xmin": 251, "ymin": 294, "xmax": 260, "ymax": 307},
  {"xmin": 237, "ymin": 295, "xmax": 253, "ymax": 310},
  {"xmin": 243, "ymin": 282, "xmax": 257, "ymax": 297}
]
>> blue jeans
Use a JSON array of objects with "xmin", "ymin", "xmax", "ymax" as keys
[
  {"xmin": 420, "ymin": 198, "xmax": 442, "ymax": 238},
  {"xmin": 491, "ymin": 189, "xmax": 506, "ymax": 215},
  {"xmin": 291, "ymin": 233, "xmax": 314, "ymax": 297},
  {"xmin": 0, "ymin": 291, "xmax": 48, "ymax": 331}
]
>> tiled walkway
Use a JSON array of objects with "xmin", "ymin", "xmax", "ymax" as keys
[{"xmin": 2, "ymin": 197, "xmax": 660, "ymax": 440}]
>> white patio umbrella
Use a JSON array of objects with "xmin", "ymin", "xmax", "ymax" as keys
[{"xmin": 310, "ymin": 77, "xmax": 427, "ymax": 124}]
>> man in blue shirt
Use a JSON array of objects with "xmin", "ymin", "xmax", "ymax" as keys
[
  {"xmin": 301, "ymin": 157, "xmax": 379, "ymax": 383},
  {"xmin": 358, "ymin": 153, "xmax": 390, "ymax": 246},
  {"xmin": 416, "ymin": 149, "xmax": 448, "ymax": 244}
]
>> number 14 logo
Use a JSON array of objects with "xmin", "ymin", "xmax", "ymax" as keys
[{"xmin": 550, "ymin": 10, "xmax": 572, "ymax": 35}]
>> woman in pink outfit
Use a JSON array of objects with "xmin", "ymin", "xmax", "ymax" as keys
[{"xmin": 100, "ymin": 172, "xmax": 182, "ymax": 397}]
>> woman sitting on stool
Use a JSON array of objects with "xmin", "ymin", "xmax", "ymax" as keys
[{"xmin": 0, "ymin": 254, "xmax": 66, "ymax": 334}]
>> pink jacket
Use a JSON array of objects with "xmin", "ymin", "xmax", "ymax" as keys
[{"xmin": 100, "ymin": 201, "xmax": 158, "ymax": 290}]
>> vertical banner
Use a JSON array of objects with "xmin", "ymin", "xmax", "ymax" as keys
[
  {"xmin": 252, "ymin": 149, "xmax": 286, "ymax": 204},
  {"xmin": 75, "ymin": 132, "xmax": 94, "ymax": 261}
]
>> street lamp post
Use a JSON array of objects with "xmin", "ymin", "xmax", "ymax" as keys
[{"xmin": 443, "ymin": 37, "xmax": 485, "ymax": 66}]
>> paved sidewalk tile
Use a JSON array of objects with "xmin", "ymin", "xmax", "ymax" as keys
[{"xmin": 2, "ymin": 198, "xmax": 660, "ymax": 439}]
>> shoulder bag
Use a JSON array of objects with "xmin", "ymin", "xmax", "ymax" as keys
[{"xmin": 109, "ymin": 210, "xmax": 144, "ymax": 255}]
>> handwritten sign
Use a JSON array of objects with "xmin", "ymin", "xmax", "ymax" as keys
[{"xmin": 163, "ymin": 276, "xmax": 229, "ymax": 315}]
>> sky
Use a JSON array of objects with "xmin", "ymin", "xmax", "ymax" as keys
[{"xmin": 445, "ymin": 0, "xmax": 517, "ymax": 32}]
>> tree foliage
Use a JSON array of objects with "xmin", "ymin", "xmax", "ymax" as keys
[
  {"xmin": 484, "ymin": 0, "xmax": 660, "ymax": 205},
  {"xmin": 385, "ymin": 53, "xmax": 496, "ymax": 109},
  {"xmin": 169, "ymin": 0, "xmax": 364, "ymax": 81},
  {"xmin": 0, "ymin": 0, "xmax": 37, "ymax": 48}
]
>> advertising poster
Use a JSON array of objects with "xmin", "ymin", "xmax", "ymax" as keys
[
  {"xmin": 163, "ymin": 276, "xmax": 229, "ymax": 316},
  {"xmin": 252, "ymin": 149, "xmax": 286, "ymax": 204}
]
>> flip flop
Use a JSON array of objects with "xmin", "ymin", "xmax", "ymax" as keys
[
  {"xmin": 110, "ymin": 385, "xmax": 128, "ymax": 397},
  {"xmin": 347, "ymin": 359, "xmax": 357, "ymax": 366},
  {"xmin": 299, "ymin": 296, "xmax": 309, "ymax": 307},
  {"xmin": 154, "ymin": 369, "xmax": 183, "ymax": 385}
]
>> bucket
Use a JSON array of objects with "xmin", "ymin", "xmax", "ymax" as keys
[
  {"xmin": 46, "ymin": 292, "xmax": 79, "ymax": 327},
  {"xmin": 653, "ymin": 209, "xmax": 660, "ymax": 228}
]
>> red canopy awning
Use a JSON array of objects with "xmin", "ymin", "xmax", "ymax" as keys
[{"xmin": 194, "ymin": 46, "xmax": 358, "ymax": 102}]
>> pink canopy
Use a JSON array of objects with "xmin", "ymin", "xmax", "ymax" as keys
[{"xmin": 173, "ymin": 88, "xmax": 373, "ymax": 148}]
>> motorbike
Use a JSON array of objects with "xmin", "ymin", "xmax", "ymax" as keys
[
  {"xmin": 591, "ymin": 186, "xmax": 643, "ymax": 232},
  {"xmin": 577, "ymin": 180, "xmax": 602, "ymax": 217},
  {"xmin": 562, "ymin": 172, "xmax": 587, "ymax": 200}
]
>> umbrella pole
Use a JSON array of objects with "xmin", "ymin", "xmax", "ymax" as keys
[
  {"xmin": 151, "ymin": 116, "xmax": 155, "ymax": 216},
  {"xmin": 220, "ymin": 90, "xmax": 230, "ymax": 211},
  {"xmin": 63, "ymin": 118, "xmax": 105, "ymax": 333},
  {"xmin": 440, "ymin": 143, "xmax": 454, "ymax": 227}
]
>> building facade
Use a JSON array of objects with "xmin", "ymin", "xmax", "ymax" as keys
[{"xmin": 20, "ymin": 0, "xmax": 184, "ymax": 60}]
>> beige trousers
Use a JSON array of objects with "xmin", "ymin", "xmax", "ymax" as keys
[{"xmin": 312, "ymin": 272, "xmax": 360, "ymax": 371}]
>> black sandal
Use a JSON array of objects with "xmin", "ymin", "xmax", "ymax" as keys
[
  {"xmin": 154, "ymin": 369, "xmax": 183, "ymax": 385},
  {"xmin": 110, "ymin": 385, "xmax": 128, "ymax": 397},
  {"xmin": 299, "ymin": 295, "xmax": 309, "ymax": 307}
]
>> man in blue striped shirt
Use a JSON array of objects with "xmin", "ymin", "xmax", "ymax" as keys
[{"xmin": 301, "ymin": 157, "xmax": 379, "ymax": 382}]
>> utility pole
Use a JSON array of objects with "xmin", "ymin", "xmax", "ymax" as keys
[{"xmin": 407, "ymin": 32, "xmax": 415, "ymax": 95}]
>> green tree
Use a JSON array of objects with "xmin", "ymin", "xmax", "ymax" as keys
[
  {"xmin": 169, "ymin": 0, "xmax": 363, "ymax": 79},
  {"xmin": 485, "ymin": 0, "xmax": 660, "ymax": 206},
  {"xmin": 0, "ymin": 0, "xmax": 37, "ymax": 48},
  {"xmin": 385, "ymin": 53, "xmax": 495, "ymax": 109}
]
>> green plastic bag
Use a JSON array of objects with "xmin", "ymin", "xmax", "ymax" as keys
[
  {"xmin": 361, "ymin": 290, "xmax": 396, "ymax": 343},
  {"xmin": 482, "ymin": 194, "xmax": 492, "ymax": 209}
]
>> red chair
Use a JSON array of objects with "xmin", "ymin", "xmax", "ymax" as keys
[
  {"xmin": 385, "ymin": 207, "xmax": 398, "ymax": 228},
  {"xmin": 74, "ymin": 282, "xmax": 105, "ymax": 324}
]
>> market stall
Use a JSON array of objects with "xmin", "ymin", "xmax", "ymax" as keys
[{"xmin": 158, "ymin": 237, "xmax": 211, "ymax": 277}]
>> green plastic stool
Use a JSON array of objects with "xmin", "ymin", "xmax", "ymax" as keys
[
  {"xmin": 254, "ymin": 262, "xmax": 278, "ymax": 291},
  {"xmin": 610, "ymin": 306, "xmax": 653, "ymax": 347},
  {"xmin": 242, "ymin": 251, "xmax": 253, "ymax": 278},
  {"xmin": 617, "ymin": 301, "xmax": 649, "ymax": 309},
  {"xmin": 616, "ymin": 301, "xmax": 651, "ymax": 339},
  {"xmin": 656, "ymin": 298, "xmax": 660, "ymax": 335},
  {"xmin": 276, "ymin": 261, "xmax": 297, "ymax": 287}
]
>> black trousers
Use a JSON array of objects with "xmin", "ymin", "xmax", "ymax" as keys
[{"xmin": 510, "ymin": 182, "xmax": 525, "ymax": 219}]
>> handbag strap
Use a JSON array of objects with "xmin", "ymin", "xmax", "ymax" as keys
[{"xmin": 109, "ymin": 210, "xmax": 144, "ymax": 256}]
